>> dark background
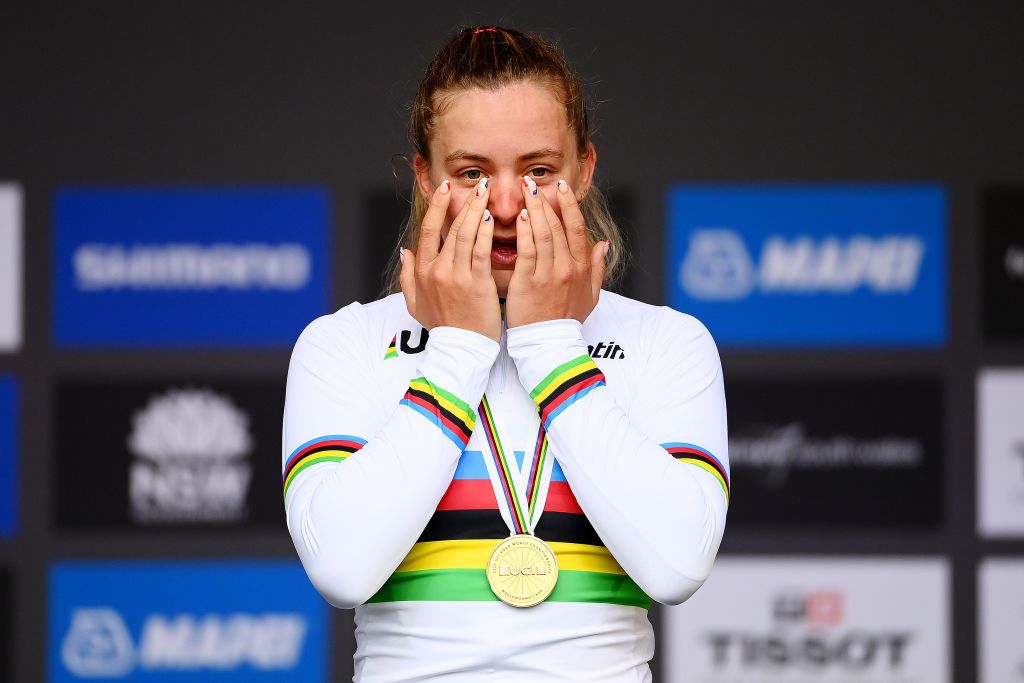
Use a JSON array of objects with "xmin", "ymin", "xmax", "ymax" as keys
[{"xmin": 1, "ymin": 3, "xmax": 1023, "ymax": 681}]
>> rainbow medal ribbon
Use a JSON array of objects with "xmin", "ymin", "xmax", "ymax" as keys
[{"xmin": 478, "ymin": 394, "xmax": 559, "ymax": 607}]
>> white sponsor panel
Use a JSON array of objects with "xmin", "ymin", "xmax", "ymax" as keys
[
  {"xmin": 679, "ymin": 229, "xmax": 925, "ymax": 301},
  {"xmin": 663, "ymin": 557, "xmax": 949, "ymax": 682},
  {"xmin": 128, "ymin": 387, "xmax": 253, "ymax": 523},
  {"xmin": 0, "ymin": 185, "xmax": 22, "ymax": 352},
  {"xmin": 978, "ymin": 369, "xmax": 1024, "ymax": 536},
  {"xmin": 979, "ymin": 559, "xmax": 1024, "ymax": 683},
  {"xmin": 61, "ymin": 607, "xmax": 306, "ymax": 676}
]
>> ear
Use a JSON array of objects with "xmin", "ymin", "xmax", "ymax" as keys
[
  {"xmin": 413, "ymin": 154, "xmax": 434, "ymax": 201},
  {"xmin": 576, "ymin": 141, "xmax": 597, "ymax": 197}
]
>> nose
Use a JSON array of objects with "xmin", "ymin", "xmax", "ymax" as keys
[{"xmin": 487, "ymin": 174, "xmax": 526, "ymax": 228}]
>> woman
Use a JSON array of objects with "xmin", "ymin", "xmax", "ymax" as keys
[{"xmin": 283, "ymin": 25, "xmax": 729, "ymax": 682}]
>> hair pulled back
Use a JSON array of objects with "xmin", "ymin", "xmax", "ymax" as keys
[{"xmin": 384, "ymin": 25, "xmax": 626, "ymax": 295}]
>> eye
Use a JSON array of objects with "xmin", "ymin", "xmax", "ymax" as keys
[
  {"xmin": 529, "ymin": 167, "xmax": 549, "ymax": 178},
  {"xmin": 462, "ymin": 169, "xmax": 485, "ymax": 181}
]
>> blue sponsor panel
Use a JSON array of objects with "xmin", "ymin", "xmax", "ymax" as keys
[
  {"xmin": 667, "ymin": 185, "xmax": 947, "ymax": 346},
  {"xmin": 48, "ymin": 561, "xmax": 328, "ymax": 682},
  {"xmin": 54, "ymin": 188, "xmax": 330, "ymax": 347},
  {"xmin": 0, "ymin": 376, "xmax": 16, "ymax": 537}
]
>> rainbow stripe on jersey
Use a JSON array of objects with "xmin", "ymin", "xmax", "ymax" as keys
[
  {"xmin": 368, "ymin": 449, "xmax": 651, "ymax": 608},
  {"xmin": 282, "ymin": 435, "xmax": 366, "ymax": 498},
  {"xmin": 400, "ymin": 377, "xmax": 475, "ymax": 449},
  {"xmin": 530, "ymin": 354, "xmax": 606, "ymax": 428},
  {"xmin": 662, "ymin": 442, "xmax": 730, "ymax": 504}
]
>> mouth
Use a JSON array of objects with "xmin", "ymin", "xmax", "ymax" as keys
[{"xmin": 491, "ymin": 237, "xmax": 517, "ymax": 267}]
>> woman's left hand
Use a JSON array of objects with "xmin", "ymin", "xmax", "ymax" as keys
[{"xmin": 505, "ymin": 177, "xmax": 608, "ymax": 328}]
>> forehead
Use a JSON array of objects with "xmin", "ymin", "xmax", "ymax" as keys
[{"xmin": 430, "ymin": 81, "xmax": 573, "ymax": 161}]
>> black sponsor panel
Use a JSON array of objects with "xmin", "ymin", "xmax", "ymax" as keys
[
  {"xmin": 983, "ymin": 188, "xmax": 1024, "ymax": 340},
  {"xmin": 56, "ymin": 380, "xmax": 286, "ymax": 530},
  {"xmin": 726, "ymin": 379, "xmax": 943, "ymax": 529},
  {"xmin": 0, "ymin": 568, "xmax": 10, "ymax": 677}
]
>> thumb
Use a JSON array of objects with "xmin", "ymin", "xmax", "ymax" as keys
[
  {"xmin": 590, "ymin": 240, "xmax": 608, "ymax": 300},
  {"xmin": 398, "ymin": 248, "xmax": 416, "ymax": 316}
]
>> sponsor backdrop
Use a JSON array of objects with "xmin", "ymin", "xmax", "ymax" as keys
[
  {"xmin": 48, "ymin": 561, "xmax": 328, "ymax": 681},
  {"xmin": 664, "ymin": 558, "xmax": 951, "ymax": 682},
  {"xmin": 1, "ymin": 4, "xmax": 1023, "ymax": 682},
  {"xmin": 0, "ymin": 184, "xmax": 22, "ymax": 353}
]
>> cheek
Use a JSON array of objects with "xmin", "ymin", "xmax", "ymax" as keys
[
  {"xmin": 541, "ymin": 186, "xmax": 563, "ymax": 222},
  {"xmin": 442, "ymin": 189, "xmax": 473, "ymax": 236}
]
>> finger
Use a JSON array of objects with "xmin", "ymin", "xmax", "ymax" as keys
[
  {"xmin": 538, "ymin": 188, "xmax": 572, "ymax": 268},
  {"xmin": 556, "ymin": 179, "xmax": 590, "ymax": 263},
  {"xmin": 590, "ymin": 240, "xmax": 609, "ymax": 300},
  {"xmin": 398, "ymin": 248, "xmax": 416, "ymax": 315},
  {"xmin": 514, "ymin": 207, "xmax": 537, "ymax": 276},
  {"xmin": 417, "ymin": 179, "xmax": 452, "ymax": 268},
  {"xmin": 441, "ymin": 176, "xmax": 489, "ymax": 262},
  {"xmin": 472, "ymin": 209, "xmax": 494, "ymax": 275},
  {"xmin": 523, "ymin": 176, "xmax": 554, "ymax": 275}
]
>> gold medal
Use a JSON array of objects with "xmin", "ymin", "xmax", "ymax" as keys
[{"xmin": 487, "ymin": 534, "xmax": 559, "ymax": 607}]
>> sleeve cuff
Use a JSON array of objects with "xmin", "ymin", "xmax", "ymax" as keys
[{"xmin": 506, "ymin": 319, "xmax": 607, "ymax": 428}]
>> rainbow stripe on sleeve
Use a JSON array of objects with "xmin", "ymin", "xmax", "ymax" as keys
[
  {"xmin": 282, "ymin": 435, "xmax": 367, "ymax": 498},
  {"xmin": 529, "ymin": 354, "xmax": 606, "ymax": 428},
  {"xmin": 384, "ymin": 335, "xmax": 398, "ymax": 359},
  {"xmin": 400, "ymin": 377, "xmax": 476, "ymax": 449},
  {"xmin": 662, "ymin": 443, "xmax": 730, "ymax": 504}
]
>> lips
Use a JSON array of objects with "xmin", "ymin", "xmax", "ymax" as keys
[{"xmin": 491, "ymin": 238, "xmax": 517, "ymax": 267}]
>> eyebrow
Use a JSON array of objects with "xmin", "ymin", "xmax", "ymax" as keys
[{"xmin": 444, "ymin": 148, "xmax": 565, "ymax": 164}]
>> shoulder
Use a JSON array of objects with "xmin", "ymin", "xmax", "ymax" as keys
[
  {"xmin": 291, "ymin": 293, "xmax": 416, "ymax": 360},
  {"xmin": 587, "ymin": 290, "xmax": 718, "ymax": 356}
]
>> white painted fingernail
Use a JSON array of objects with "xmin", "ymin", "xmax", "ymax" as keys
[
  {"xmin": 439, "ymin": 180, "xmax": 450, "ymax": 194},
  {"xmin": 476, "ymin": 177, "xmax": 488, "ymax": 197},
  {"xmin": 557, "ymin": 179, "xmax": 568, "ymax": 194},
  {"xmin": 519, "ymin": 208, "xmax": 529, "ymax": 221},
  {"xmin": 603, "ymin": 241, "xmax": 611, "ymax": 256},
  {"xmin": 523, "ymin": 175, "xmax": 538, "ymax": 196},
  {"xmin": 483, "ymin": 209, "xmax": 492, "ymax": 222}
]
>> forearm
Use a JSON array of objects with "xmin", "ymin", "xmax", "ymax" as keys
[
  {"xmin": 507, "ymin": 319, "xmax": 728, "ymax": 605},
  {"xmin": 284, "ymin": 326, "xmax": 497, "ymax": 608}
]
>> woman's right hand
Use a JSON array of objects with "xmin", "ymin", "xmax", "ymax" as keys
[{"xmin": 399, "ymin": 177, "xmax": 502, "ymax": 342}]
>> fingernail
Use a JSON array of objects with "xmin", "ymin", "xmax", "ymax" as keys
[
  {"xmin": 557, "ymin": 179, "xmax": 568, "ymax": 194},
  {"xmin": 398, "ymin": 247, "xmax": 405, "ymax": 263},
  {"xmin": 439, "ymin": 180, "xmax": 450, "ymax": 194},
  {"xmin": 523, "ymin": 175, "xmax": 538, "ymax": 196},
  {"xmin": 484, "ymin": 209, "xmax": 492, "ymax": 222},
  {"xmin": 476, "ymin": 178, "xmax": 488, "ymax": 197},
  {"xmin": 519, "ymin": 208, "xmax": 529, "ymax": 221},
  {"xmin": 603, "ymin": 241, "xmax": 611, "ymax": 256}
]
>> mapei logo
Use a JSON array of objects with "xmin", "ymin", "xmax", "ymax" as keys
[
  {"xmin": 680, "ymin": 229, "xmax": 924, "ymax": 300},
  {"xmin": 128, "ymin": 388, "xmax": 252, "ymax": 523},
  {"xmin": 48, "ymin": 561, "xmax": 328, "ymax": 681},
  {"xmin": 667, "ymin": 185, "xmax": 947, "ymax": 346},
  {"xmin": 60, "ymin": 608, "xmax": 306, "ymax": 677},
  {"xmin": 54, "ymin": 188, "xmax": 329, "ymax": 347}
]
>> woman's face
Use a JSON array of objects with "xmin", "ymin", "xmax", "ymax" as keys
[{"xmin": 415, "ymin": 80, "xmax": 596, "ymax": 298}]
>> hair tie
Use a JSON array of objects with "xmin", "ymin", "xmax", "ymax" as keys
[{"xmin": 473, "ymin": 26, "xmax": 498, "ymax": 34}]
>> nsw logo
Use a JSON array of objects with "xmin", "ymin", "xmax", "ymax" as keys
[
  {"xmin": 667, "ymin": 185, "xmax": 947, "ymax": 346},
  {"xmin": 128, "ymin": 388, "xmax": 252, "ymax": 523},
  {"xmin": 54, "ymin": 188, "xmax": 330, "ymax": 347}
]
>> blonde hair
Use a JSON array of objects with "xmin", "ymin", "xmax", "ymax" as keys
[{"xmin": 382, "ymin": 26, "xmax": 626, "ymax": 295}]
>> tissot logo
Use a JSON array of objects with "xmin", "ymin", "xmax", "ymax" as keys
[
  {"xmin": 56, "ymin": 380, "xmax": 285, "ymax": 530},
  {"xmin": 667, "ymin": 184, "xmax": 946, "ymax": 346},
  {"xmin": 48, "ymin": 562, "xmax": 328, "ymax": 681},
  {"xmin": 664, "ymin": 558, "xmax": 950, "ymax": 682},
  {"xmin": 727, "ymin": 379, "xmax": 942, "ymax": 529}
]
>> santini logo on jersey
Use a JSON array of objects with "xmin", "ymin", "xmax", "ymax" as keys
[
  {"xmin": 588, "ymin": 341, "xmax": 625, "ymax": 359},
  {"xmin": 60, "ymin": 608, "xmax": 308, "ymax": 677},
  {"xmin": 680, "ymin": 229, "xmax": 925, "ymax": 301}
]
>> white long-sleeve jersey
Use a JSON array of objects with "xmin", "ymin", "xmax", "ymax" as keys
[{"xmin": 283, "ymin": 290, "xmax": 729, "ymax": 682}]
